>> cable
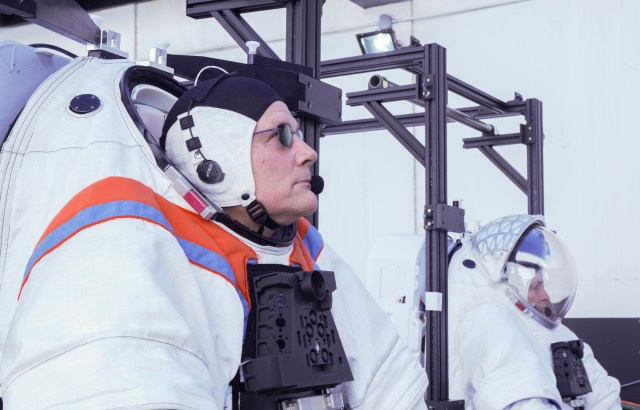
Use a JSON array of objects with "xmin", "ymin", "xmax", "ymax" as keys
[
  {"xmin": 621, "ymin": 379, "xmax": 640, "ymax": 388},
  {"xmin": 28, "ymin": 43, "xmax": 77, "ymax": 58},
  {"xmin": 194, "ymin": 65, "xmax": 229, "ymax": 86}
]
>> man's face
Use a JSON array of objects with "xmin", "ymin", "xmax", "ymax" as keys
[
  {"xmin": 528, "ymin": 271, "xmax": 551, "ymax": 316},
  {"xmin": 251, "ymin": 101, "xmax": 318, "ymax": 225}
]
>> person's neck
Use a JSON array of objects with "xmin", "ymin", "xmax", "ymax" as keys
[{"xmin": 224, "ymin": 205, "xmax": 277, "ymax": 237}]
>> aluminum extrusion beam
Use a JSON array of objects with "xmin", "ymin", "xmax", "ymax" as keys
[
  {"xmin": 462, "ymin": 132, "xmax": 522, "ymax": 148},
  {"xmin": 525, "ymin": 98, "xmax": 544, "ymax": 214},
  {"xmin": 447, "ymin": 75, "xmax": 508, "ymax": 114},
  {"xmin": 478, "ymin": 146, "xmax": 528, "ymax": 193},
  {"xmin": 0, "ymin": 0, "xmax": 36, "ymax": 18},
  {"xmin": 348, "ymin": 84, "xmax": 420, "ymax": 105},
  {"xmin": 323, "ymin": 107, "xmax": 523, "ymax": 135},
  {"xmin": 362, "ymin": 101, "xmax": 425, "ymax": 166},
  {"xmin": 322, "ymin": 113, "xmax": 425, "ymax": 135},
  {"xmin": 423, "ymin": 43, "xmax": 463, "ymax": 408},
  {"xmin": 366, "ymin": 75, "xmax": 496, "ymax": 135},
  {"xmin": 187, "ymin": 0, "xmax": 286, "ymax": 15},
  {"xmin": 446, "ymin": 107, "xmax": 494, "ymax": 134},
  {"xmin": 323, "ymin": 49, "xmax": 515, "ymax": 120},
  {"xmin": 0, "ymin": 0, "xmax": 100, "ymax": 45},
  {"xmin": 321, "ymin": 47, "xmax": 426, "ymax": 78}
]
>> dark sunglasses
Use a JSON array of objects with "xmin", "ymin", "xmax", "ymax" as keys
[{"xmin": 253, "ymin": 124, "xmax": 303, "ymax": 147}]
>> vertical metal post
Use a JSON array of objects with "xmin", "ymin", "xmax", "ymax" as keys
[
  {"xmin": 423, "ymin": 43, "xmax": 452, "ymax": 404},
  {"xmin": 286, "ymin": 0, "xmax": 323, "ymax": 227},
  {"xmin": 525, "ymin": 98, "xmax": 544, "ymax": 215}
]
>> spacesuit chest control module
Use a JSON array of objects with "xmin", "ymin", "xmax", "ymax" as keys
[
  {"xmin": 552, "ymin": 340, "xmax": 592, "ymax": 409},
  {"xmin": 236, "ymin": 264, "xmax": 353, "ymax": 410}
]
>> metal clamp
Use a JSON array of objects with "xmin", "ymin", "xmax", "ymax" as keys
[
  {"xmin": 422, "ymin": 74, "xmax": 435, "ymax": 100},
  {"xmin": 520, "ymin": 123, "xmax": 535, "ymax": 144},
  {"xmin": 424, "ymin": 203, "xmax": 465, "ymax": 233}
]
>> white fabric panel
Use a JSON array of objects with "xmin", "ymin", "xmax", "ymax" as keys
[
  {"xmin": 319, "ymin": 244, "xmax": 428, "ymax": 410},
  {"xmin": 0, "ymin": 56, "xmax": 187, "ymax": 374},
  {"xmin": 1, "ymin": 218, "xmax": 244, "ymax": 409}
]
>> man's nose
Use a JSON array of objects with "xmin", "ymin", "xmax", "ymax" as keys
[
  {"xmin": 295, "ymin": 137, "xmax": 318, "ymax": 165},
  {"xmin": 540, "ymin": 287, "xmax": 550, "ymax": 301}
]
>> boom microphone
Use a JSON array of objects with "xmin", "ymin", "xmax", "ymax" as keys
[{"xmin": 310, "ymin": 175, "xmax": 324, "ymax": 195}]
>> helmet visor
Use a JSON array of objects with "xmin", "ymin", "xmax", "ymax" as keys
[{"xmin": 505, "ymin": 227, "xmax": 577, "ymax": 324}]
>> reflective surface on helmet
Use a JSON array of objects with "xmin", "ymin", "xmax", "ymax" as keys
[
  {"xmin": 505, "ymin": 226, "xmax": 578, "ymax": 327},
  {"xmin": 472, "ymin": 214, "xmax": 539, "ymax": 283}
]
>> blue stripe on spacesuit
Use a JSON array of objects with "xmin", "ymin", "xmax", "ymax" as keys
[
  {"xmin": 302, "ymin": 224, "xmax": 323, "ymax": 263},
  {"xmin": 23, "ymin": 200, "xmax": 172, "ymax": 281},
  {"xmin": 23, "ymin": 200, "xmax": 250, "ymax": 320},
  {"xmin": 177, "ymin": 237, "xmax": 249, "ymax": 321}
]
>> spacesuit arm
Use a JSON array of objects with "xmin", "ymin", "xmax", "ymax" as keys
[
  {"xmin": 316, "ymin": 244, "xmax": 428, "ymax": 410},
  {"xmin": 454, "ymin": 302, "xmax": 563, "ymax": 410},
  {"xmin": 0, "ymin": 218, "xmax": 244, "ymax": 409},
  {"xmin": 580, "ymin": 341, "xmax": 622, "ymax": 409}
]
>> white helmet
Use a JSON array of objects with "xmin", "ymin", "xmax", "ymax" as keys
[{"xmin": 472, "ymin": 215, "xmax": 578, "ymax": 329}]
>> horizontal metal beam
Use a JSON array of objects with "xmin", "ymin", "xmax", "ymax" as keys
[
  {"xmin": 447, "ymin": 107, "xmax": 494, "ymax": 134},
  {"xmin": 0, "ymin": 0, "xmax": 36, "ymax": 18},
  {"xmin": 322, "ymin": 113, "xmax": 424, "ymax": 135},
  {"xmin": 186, "ymin": 0, "xmax": 288, "ymax": 17},
  {"xmin": 463, "ymin": 132, "xmax": 522, "ymax": 148},
  {"xmin": 347, "ymin": 84, "xmax": 419, "ymax": 106},
  {"xmin": 321, "ymin": 46, "xmax": 425, "ymax": 78},
  {"xmin": 323, "ymin": 106, "xmax": 524, "ymax": 135},
  {"xmin": 448, "ymin": 74, "xmax": 508, "ymax": 114},
  {"xmin": 0, "ymin": 0, "xmax": 101, "ymax": 45}
]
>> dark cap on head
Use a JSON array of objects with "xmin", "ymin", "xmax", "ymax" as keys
[{"xmin": 160, "ymin": 75, "xmax": 282, "ymax": 149}]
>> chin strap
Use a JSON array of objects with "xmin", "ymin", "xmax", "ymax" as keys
[{"xmin": 245, "ymin": 199, "xmax": 281, "ymax": 234}]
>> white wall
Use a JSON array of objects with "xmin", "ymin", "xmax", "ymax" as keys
[{"xmin": 1, "ymin": 0, "xmax": 638, "ymax": 318}]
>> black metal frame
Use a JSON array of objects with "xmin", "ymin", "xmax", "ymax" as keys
[
  {"xmin": 1, "ymin": 0, "xmax": 544, "ymax": 405},
  {"xmin": 321, "ymin": 45, "xmax": 543, "ymax": 407}
]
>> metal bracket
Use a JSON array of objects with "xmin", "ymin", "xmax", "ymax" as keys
[
  {"xmin": 424, "ymin": 204, "xmax": 465, "ymax": 232},
  {"xmin": 86, "ymin": 29, "xmax": 128, "ymax": 59},
  {"xmin": 422, "ymin": 74, "xmax": 435, "ymax": 100},
  {"xmin": 298, "ymin": 72, "xmax": 342, "ymax": 123},
  {"xmin": 521, "ymin": 123, "xmax": 535, "ymax": 144}
]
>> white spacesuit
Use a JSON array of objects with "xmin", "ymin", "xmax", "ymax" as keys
[
  {"xmin": 0, "ymin": 59, "xmax": 427, "ymax": 409},
  {"xmin": 447, "ymin": 215, "xmax": 621, "ymax": 409}
]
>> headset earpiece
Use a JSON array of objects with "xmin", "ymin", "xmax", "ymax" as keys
[{"xmin": 197, "ymin": 159, "xmax": 225, "ymax": 184}]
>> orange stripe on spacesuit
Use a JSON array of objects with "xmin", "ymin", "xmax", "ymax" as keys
[
  {"xmin": 19, "ymin": 214, "xmax": 174, "ymax": 299},
  {"xmin": 35, "ymin": 177, "xmax": 162, "ymax": 248},
  {"xmin": 22, "ymin": 177, "xmax": 320, "ymax": 311}
]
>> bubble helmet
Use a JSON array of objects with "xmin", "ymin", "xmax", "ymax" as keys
[{"xmin": 472, "ymin": 215, "xmax": 578, "ymax": 329}]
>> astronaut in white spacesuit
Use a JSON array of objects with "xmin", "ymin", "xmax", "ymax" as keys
[
  {"xmin": 447, "ymin": 214, "xmax": 621, "ymax": 410},
  {"xmin": 0, "ymin": 74, "xmax": 428, "ymax": 409}
]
